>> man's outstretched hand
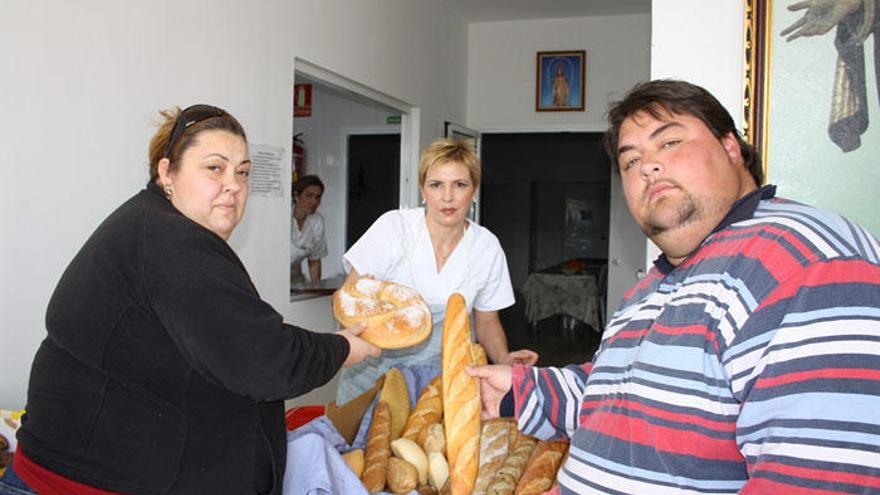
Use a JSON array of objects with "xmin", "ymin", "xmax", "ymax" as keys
[{"xmin": 466, "ymin": 364, "xmax": 513, "ymax": 420}]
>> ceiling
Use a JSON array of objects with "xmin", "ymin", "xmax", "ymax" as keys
[{"xmin": 444, "ymin": 0, "xmax": 651, "ymax": 23}]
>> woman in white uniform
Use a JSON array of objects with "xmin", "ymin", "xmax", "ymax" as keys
[
  {"xmin": 291, "ymin": 175, "xmax": 328, "ymax": 284},
  {"xmin": 337, "ymin": 138, "xmax": 538, "ymax": 403}
]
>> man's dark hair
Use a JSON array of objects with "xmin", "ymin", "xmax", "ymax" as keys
[{"xmin": 602, "ymin": 79, "xmax": 763, "ymax": 186}]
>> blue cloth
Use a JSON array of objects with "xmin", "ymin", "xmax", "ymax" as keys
[
  {"xmin": 0, "ymin": 458, "xmax": 36, "ymax": 495},
  {"xmin": 282, "ymin": 417, "xmax": 368, "ymax": 495},
  {"xmin": 283, "ymin": 416, "xmax": 420, "ymax": 495}
]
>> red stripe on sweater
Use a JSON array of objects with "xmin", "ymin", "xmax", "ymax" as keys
[
  {"xmin": 583, "ymin": 410, "xmax": 743, "ymax": 461},
  {"xmin": 540, "ymin": 367, "xmax": 561, "ymax": 423},
  {"xmin": 684, "ymin": 226, "xmax": 814, "ymax": 277},
  {"xmin": 580, "ymin": 398, "xmax": 735, "ymax": 432},
  {"xmin": 741, "ymin": 476, "xmax": 862, "ymax": 495},
  {"xmin": 758, "ymin": 259, "xmax": 880, "ymax": 309},
  {"xmin": 754, "ymin": 461, "xmax": 880, "ymax": 490},
  {"xmin": 755, "ymin": 368, "xmax": 880, "ymax": 389}
]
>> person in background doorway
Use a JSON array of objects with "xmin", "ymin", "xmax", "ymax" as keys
[
  {"xmin": 335, "ymin": 138, "xmax": 539, "ymax": 404},
  {"xmin": 468, "ymin": 79, "xmax": 880, "ymax": 494},
  {"xmin": 291, "ymin": 174, "xmax": 328, "ymax": 285},
  {"xmin": 13, "ymin": 104, "xmax": 378, "ymax": 495}
]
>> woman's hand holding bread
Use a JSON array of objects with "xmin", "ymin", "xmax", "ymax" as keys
[{"xmin": 337, "ymin": 322, "xmax": 381, "ymax": 367}]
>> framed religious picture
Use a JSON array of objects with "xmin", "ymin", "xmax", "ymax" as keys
[
  {"xmin": 536, "ymin": 50, "xmax": 585, "ymax": 112},
  {"xmin": 744, "ymin": 0, "xmax": 880, "ymax": 235}
]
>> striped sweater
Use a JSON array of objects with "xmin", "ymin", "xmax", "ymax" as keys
[{"xmin": 512, "ymin": 186, "xmax": 880, "ymax": 494}]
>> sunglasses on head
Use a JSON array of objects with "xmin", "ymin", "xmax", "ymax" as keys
[{"xmin": 163, "ymin": 104, "xmax": 228, "ymax": 159}]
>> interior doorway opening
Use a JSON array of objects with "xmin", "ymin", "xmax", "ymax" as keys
[
  {"xmin": 480, "ymin": 132, "xmax": 610, "ymax": 366},
  {"xmin": 290, "ymin": 59, "xmax": 417, "ymax": 299}
]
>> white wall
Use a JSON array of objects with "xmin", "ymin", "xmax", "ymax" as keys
[
  {"xmin": 467, "ymin": 14, "xmax": 651, "ymax": 132},
  {"xmin": 292, "ymin": 84, "xmax": 398, "ymax": 280},
  {"xmin": 0, "ymin": 0, "xmax": 468, "ymax": 409}
]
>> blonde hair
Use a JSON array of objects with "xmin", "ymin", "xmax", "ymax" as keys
[{"xmin": 418, "ymin": 138, "xmax": 481, "ymax": 189}]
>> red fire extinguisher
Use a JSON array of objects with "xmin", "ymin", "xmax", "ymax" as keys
[{"xmin": 292, "ymin": 133, "xmax": 305, "ymax": 185}]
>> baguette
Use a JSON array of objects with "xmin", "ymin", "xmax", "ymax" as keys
[
  {"xmin": 472, "ymin": 418, "xmax": 513, "ymax": 495},
  {"xmin": 380, "ymin": 368, "xmax": 411, "ymax": 440},
  {"xmin": 471, "ymin": 343, "xmax": 488, "ymax": 366},
  {"xmin": 484, "ymin": 434, "xmax": 537, "ymax": 495},
  {"xmin": 514, "ymin": 440, "xmax": 568, "ymax": 495},
  {"xmin": 402, "ymin": 375, "xmax": 443, "ymax": 441},
  {"xmin": 361, "ymin": 401, "xmax": 392, "ymax": 492},
  {"xmin": 441, "ymin": 293, "xmax": 481, "ymax": 495}
]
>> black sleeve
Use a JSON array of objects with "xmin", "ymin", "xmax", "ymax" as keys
[{"xmin": 147, "ymin": 229, "xmax": 349, "ymax": 401}]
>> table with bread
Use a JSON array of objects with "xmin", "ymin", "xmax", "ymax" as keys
[{"xmin": 325, "ymin": 278, "xmax": 569, "ymax": 494}]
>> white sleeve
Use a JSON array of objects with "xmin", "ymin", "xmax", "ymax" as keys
[
  {"xmin": 473, "ymin": 237, "xmax": 515, "ymax": 312},
  {"xmin": 309, "ymin": 214, "xmax": 328, "ymax": 260},
  {"xmin": 342, "ymin": 210, "xmax": 407, "ymax": 278}
]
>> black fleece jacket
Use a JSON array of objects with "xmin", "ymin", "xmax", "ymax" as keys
[{"xmin": 17, "ymin": 182, "xmax": 349, "ymax": 494}]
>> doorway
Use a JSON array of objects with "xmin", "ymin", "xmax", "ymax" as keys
[
  {"xmin": 480, "ymin": 132, "xmax": 610, "ymax": 366},
  {"xmin": 346, "ymin": 134, "xmax": 401, "ymax": 249}
]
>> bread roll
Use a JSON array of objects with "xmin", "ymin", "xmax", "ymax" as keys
[
  {"xmin": 441, "ymin": 293, "xmax": 481, "ymax": 495},
  {"xmin": 484, "ymin": 434, "xmax": 537, "ymax": 495},
  {"xmin": 417, "ymin": 486, "xmax": 439, "ymax": 495},
  {"xmin": 342, "ymin": 448, "xmax": 364, "ymax": 478},
  {"xmin": 391, "ymin": 438, "xmax": 429, "ymax": 485},
  {"xmin": 402, "ymin": 375, "xmax": 443, "ymax": 441},
  {"xmin": 472, "ymin": 418, "xmax": 513, "ymax": 495},
  {"xmin": 333, "ymin": 276, "xmax": 432, "ymax": 349},
  {"xmin": 361, "ymin": 401, "xmax": 392, "ymax": 492},
  {"xmin": 514, "ymin": 440, "xmax": 568, "ymax": 495},
  {"xmin": 380, "ymin": 368, "xmax": 411, "ymax": 440},
  {"xmin": 428, "ymin": 451, "xmax": 450, "ymax": 490},
  {"xmin": 418, "ymin": 422, "xmax": 446, "ymax": 457},
  {"xmin": 387, "ymin": 457, "xmax": 419, "ymax": 494}
]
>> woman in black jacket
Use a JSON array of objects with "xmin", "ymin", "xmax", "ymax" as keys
[{"xmin": 14, "ymin": 104, "xmax": 379, "ymax": 494}]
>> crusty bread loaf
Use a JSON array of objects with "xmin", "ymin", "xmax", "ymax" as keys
[
  {"xmin": 441, "ymin": 293, "xmax": 481, "ymax": 495},
  {"xmin": 361, "ymin": 401, "xmax": 392, "ymax": 492},
  {"xmin": 333, "ymin": 276, "xmax": 432, "ymax": 349},
  {"xmin": 380, "ymin": 368, "xmax": 411, "ymax": 440},
  {"xmin": 472, "ymin": 418, "xmax": 513, "ymax": 495},
  {"xmin": 514, "ymin": 440, "xmax": 568, "ymax": 495},
  {"xmin": 472, "ymin": 343, "xmax": 488, "ymax": 366},
  {"xmin": 402, "ymin": 375, "xmax": 443, "ymax": 441},
  {"xmin": 485, "ymin": 433, "xmax": 537, "ymax": 495}
]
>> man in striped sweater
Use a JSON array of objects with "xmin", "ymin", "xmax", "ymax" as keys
[{"xmin": 469, "ymin": 79, "xmax": 880, "ymax": 494}]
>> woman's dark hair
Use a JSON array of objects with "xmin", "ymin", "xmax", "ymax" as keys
[
  {"xmin": 602, "ymin": 79, "xmax": 763, "ymax": 186},
  {"xmin": 147, "ymin": 104, "xmax": 247, "ymax": 182},
  {"xmin": 294, "ymin": 175, "xmax": 324, "ymax": 196}
]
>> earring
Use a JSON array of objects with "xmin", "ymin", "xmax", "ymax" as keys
[{"xmin": 163, "ymin": 183, "xmax": 173, "ymax": 197}]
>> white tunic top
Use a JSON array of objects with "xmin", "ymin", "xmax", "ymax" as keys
[
  {"xmin": 290, "ymin": 212, "xmax": 328, "ymax": 268},
  {"xmin": 337, "ymin": 207, "xmax": 514, "ymax": 403}
]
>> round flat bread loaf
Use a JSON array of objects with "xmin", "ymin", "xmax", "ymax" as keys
[{"xmin": 333, "ymin": 276, "xmax": 432, "ymax": 349}]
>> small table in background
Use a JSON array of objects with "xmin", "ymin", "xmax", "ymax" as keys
[{"xmin": 522, "ymin": 261, "xmax": 603, "ymax": 337}]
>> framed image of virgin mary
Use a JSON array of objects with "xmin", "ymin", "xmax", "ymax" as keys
[{"xmin": 536, "ymin": 50, "xmax": 585, "ymax": 112}]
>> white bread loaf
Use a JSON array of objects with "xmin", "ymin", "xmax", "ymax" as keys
[{"xmin": 333, "ymin": 276, "xmax": 431, "ymax": 349}]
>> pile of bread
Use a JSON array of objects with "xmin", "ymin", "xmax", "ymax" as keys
[
  {"xmin": 339, "ymin": 293, "xmax": 569, "ymax": 495},
  {"xmin": 0, "ymin": 433, "xmax": 10, "ymax": 477}
]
